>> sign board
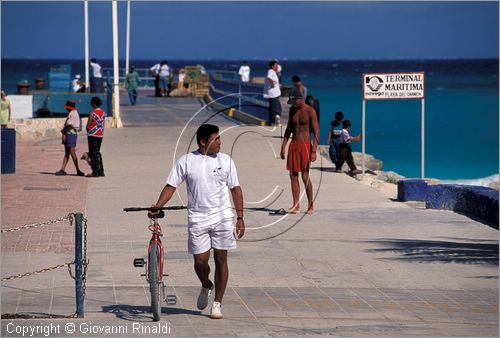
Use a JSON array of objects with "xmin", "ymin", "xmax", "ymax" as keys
[{"xmin": 363, "ymin": 72, "xmax": 424, "ymax": 100}]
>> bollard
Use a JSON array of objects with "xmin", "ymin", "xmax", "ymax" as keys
[{"xmin": 75, "ymin": 213, "xmax": 84, "ymax": 318}]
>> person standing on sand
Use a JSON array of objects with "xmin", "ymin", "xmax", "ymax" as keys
[{"xmin": 280, "ymin": 91, "xmax": 319, "ymax": 214}]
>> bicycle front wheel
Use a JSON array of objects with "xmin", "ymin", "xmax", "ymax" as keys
[{"xmin": 149, "ymin": 243, "xmax": 161, "ymax": 321}]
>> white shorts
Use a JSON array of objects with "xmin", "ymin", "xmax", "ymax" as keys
[{"xmin": 188, "ymin": 218, "xmax": 237, "ymax": 255}]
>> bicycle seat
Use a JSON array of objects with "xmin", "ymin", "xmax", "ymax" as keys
[{"xmin": 148, "ymin": 210, "xmax": 165, "ymax": 219}]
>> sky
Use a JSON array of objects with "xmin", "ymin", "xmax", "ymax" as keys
[{"xmin": 1, "ymin": 1, "xmax": 499, "ymax": 60}]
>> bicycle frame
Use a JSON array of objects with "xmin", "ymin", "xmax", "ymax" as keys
[
  {"xmin": 125, "ymin": 205, "xmax": 185, "ymax": 317},
  {"xmin": 147, "ymin": 218, "xmax": 164, "ymax": 283}
]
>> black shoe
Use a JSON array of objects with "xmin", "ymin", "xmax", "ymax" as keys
[
  {"xmin": 77, "ymin": 170, "xmax": 85, "ymax": 176},
  {"xmin": 55, "ymin": 170, "xmax": 67, "ymax": 176}
]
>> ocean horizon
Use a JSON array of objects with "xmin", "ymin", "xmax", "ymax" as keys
[{"xmin": 2, "ymin": 58, "xmax": 498, "ymax": 183}]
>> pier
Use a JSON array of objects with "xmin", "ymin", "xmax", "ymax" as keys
[{"xmin": 1, "ymin": 93, "xmax": 498, "ymax": 336}]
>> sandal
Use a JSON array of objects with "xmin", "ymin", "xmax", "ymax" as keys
[{"xmin": 269, "ymin": 208, "xmax": 286, "ymax": 215}]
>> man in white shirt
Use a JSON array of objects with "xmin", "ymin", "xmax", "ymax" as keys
[
  {"xmin": 238, "ymin": 61, "xmax": 250, "ymax": 82},
  {"xmin": 90, "ymin": 58, "xmax": 104, "ymax": 93},
  {"xmin": 151, "ymin": 124, "xmax": 245, "ymax": 319},
  {"xmin": 263, "ymin": 60, "xmax": 282, "ymax": 125},
  {"xmin": 72, "ymin": 74, "xmax": 85, "ymax": 93}
]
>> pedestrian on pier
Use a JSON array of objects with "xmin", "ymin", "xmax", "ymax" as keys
[
  {"xmin": 55, "ymin": 100, "xmax": 85, "ymax": 176},
  {"xmin": 158, "ymin": 61, "xmax": 171, "ymax": 97},
  {"xmin": 1, "ymin": 90, "xmax": 12, "ymax": 128},
  {"xmin": 86, "ymin": 97, "xmax": 106, "ymax": 177},
  {"xmin": 150, "ymin": 62, "xmax": 161, "ymax": 97},
  {"xmin": 336, "ymin": 119, "xmax": 362, "ymax": 175},
  {"xmin": 90, "ymin": 58, "xmax": 104, "ymax": 93},
  {"xmin": 151, "ymin": 124, "xmax": 245, "ymax": 319},
  {"xmin": 238, "ymin": 61, "xmax": 250, "ymax": 82},
  {"xmin": 281, "ymin": 91, "xmax": 319, "ymax": 214},
  {"xmin": 264, "ymin": 60, "xmax": 282, "ymax": 125},
  {"xmin": 125, "ymin": 66, "xmax": 140, "ymax": 106}
]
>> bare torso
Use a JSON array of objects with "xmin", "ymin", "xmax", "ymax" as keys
[{"xmin": 289, "ymin": 104, "xmax": 316, "ymax": 142}]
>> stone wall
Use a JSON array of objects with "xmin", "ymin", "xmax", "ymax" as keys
[{"xmin": 8, "ymin": 117, "xmax": 114, "ymax": 142}]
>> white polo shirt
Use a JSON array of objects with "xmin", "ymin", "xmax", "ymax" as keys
[
  {"xmin": 166, "ymin": 151, "xmax": 239, "ymax": 228},
  {"xmin": 238, "ymin": 65, "xmax": 250, "ymax": 82},
  {"xmin": 263, "ymin": 69, "xmax": 281, "ymax": 98}
]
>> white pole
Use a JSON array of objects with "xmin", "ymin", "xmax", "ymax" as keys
[
  {"xmin": 125, "ymin": 0, "xmax": 131, "ymax": 75},
  {"xmin": 362, "ymin": 99, "xmax": 366, "ymax": 177},
  {"xmin": 112, "ymin": 0, "xmax": 123, "ymax": 128},
  {"xmin": 421, "ymin": 98, "xmax": 425, "ymax": 178},
  {"xmin": 84, "ymin": 0, "xmax": 89, "ymax": 90}
]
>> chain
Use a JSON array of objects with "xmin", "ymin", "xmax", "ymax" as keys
[
  {"xmin": 1, "ymin": 262, "xmax": 74, "ymax": 282},
  {"xmin": 1, "ymin": 213, "xmax": 74, "ymax": 233},
  {"xmin": 1, "ymin": 213, "xmax": 86, "ymax": 319}
]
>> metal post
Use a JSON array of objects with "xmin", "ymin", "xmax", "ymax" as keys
[
  {"xmin": 421, "ymin": 98, "xmax": 425, "ymax": 178},
  {"xmin": 362, "ymin": 99, "xmax": 366, "ymax": 176},
  {"xmin": 238, "ymin": 83, "xmax": 241, "ymax": 112},
  {"xmin": 75, "ymin": 213, "xmax": 84, "ymax": 318},
  {"xmin": 111, "ymin": 0, "xmax": 123, "ymax": 128},
  {"xmin": 125, "ymin": 0, "xmax": 131, "ymax": 76},
  {"xmin": 84, "ymin": 0, "xmax": 89, "ymax": 91}
]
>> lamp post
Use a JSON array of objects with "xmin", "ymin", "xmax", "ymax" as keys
[{"xmin": 111, "ymin": 0, "xmax": 123, "ymax": 128}]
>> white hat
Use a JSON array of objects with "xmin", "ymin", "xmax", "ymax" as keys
[{"xmin": 75, "ymin": 74, "xmax": 81, "ymax": 79}]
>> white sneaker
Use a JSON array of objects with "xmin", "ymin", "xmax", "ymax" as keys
[
  {"xmin": 210, "ymin": 301, "xmax": 223, "ymax": 319},
  {"xmin": 196, "ymin": 283, "xmax": 213, "ymax": 310},
  {"xmin": 275, "ymin": 114, "xmax": 281, "ymax": 126}
]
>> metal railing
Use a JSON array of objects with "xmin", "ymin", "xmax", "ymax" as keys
[{"xmin": 1, "ymin": 213, "xmax": 88, "ymax": 319}]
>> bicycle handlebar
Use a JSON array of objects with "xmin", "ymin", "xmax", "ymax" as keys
[{"xmin": 123, "ymin": 206, "xmax": 187, "ymax": 212}]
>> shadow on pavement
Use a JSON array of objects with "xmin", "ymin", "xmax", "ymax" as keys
[
  {"xmin": 102, "ymin": 304, "xmax": 203, "ymax": 321},
  {"xmin": 365, "ymin": 238, "xmax": 499, "ymax": 265}
]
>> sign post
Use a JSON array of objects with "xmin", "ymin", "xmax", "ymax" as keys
[{"xmin": 362, "ymin": 72, "xmax": 425, "ymax": 178}]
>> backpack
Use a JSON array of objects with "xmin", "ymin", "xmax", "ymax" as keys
[{"xmin": 329, "ymin": 130, "xmax": 341, "ymax": 163}]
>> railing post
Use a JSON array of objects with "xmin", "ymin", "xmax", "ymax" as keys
[
  {"xmin": 75, "ymin": 213, "xmax": 84, "ymax": 318},
  {"xmin": 238, "ymin": 83, "xmax": 241, "ymax": 112}
]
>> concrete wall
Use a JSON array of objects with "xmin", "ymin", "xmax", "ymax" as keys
[{"xmin": 398, "ymin": 179, "xmax": 499, "ymax": 228}]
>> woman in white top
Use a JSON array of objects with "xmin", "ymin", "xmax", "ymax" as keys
[{"xmin": 55, "ymin": 100, "xmax": 85, "ymax": 176}]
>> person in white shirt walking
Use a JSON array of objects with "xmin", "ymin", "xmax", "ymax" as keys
[{"xmin": 151, "ymin": 124, "xmax": 245, "ymax": 319}]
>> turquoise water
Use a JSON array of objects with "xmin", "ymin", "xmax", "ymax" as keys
[{"xmin": 2, "ymin": 58, "xmax": 498, "ymax": 180}]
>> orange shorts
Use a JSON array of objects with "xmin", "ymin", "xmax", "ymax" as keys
[{"xmin": 287, "ymin": 140, "xmax": 312, "ymax": 173}]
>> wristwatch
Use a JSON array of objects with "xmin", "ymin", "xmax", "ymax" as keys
[{"xmin": 236, "ymin": 217, "xmax": 244, "ymax": 221}]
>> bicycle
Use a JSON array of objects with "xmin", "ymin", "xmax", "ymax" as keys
[{"xmin": 123, "ymin": 205, "xmax": 186, "ymax": 321}]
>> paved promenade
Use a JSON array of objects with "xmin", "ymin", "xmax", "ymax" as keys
[{"xmin": 1, "ymin": 95, "xmax": 498, "ymax": 337}]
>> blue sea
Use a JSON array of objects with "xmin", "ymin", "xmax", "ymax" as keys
[{"xmin": 2, "ymin": 58, "xmax": 499, "ymax": 182}]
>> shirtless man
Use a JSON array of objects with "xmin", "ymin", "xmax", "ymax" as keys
[{"xmin": 280, "ymin": 92, "xmax": 319, "ymax": 214}]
